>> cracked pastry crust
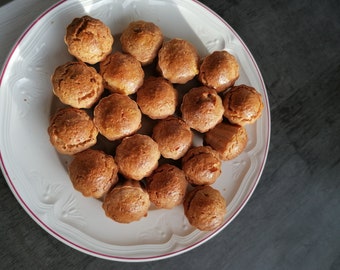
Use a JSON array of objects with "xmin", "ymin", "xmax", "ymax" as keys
[
  {"xmin": 181, "ymin": 146, "xmax": 221, "ymax": 186},
  {"xmin": 204, "ymin": 121, "xmax": 248, "ymax": 161},
  {"xmin": 47, "ymin": 107, "xmax": 98, "ymax": 155},
  {"xmin": 157, "ymin": 38, "xmax": 199, "ymax": 84},
  {"xmin": 223, "ymin": 84, "xmax": 264, "ymax": 126},
  {"xmin": 120, "ymin": 20, "xmax": 163, "ymax": 65},
  {"xmin": 64, "ymin": 15, "xmax": 114, "ymax": 64},
  {"xmin": 152, "ymin": 116, "xmax": 193, "ymax": 160},
  {"xmin": 100, "ymin": 51, "xmax": 144, "ymax": 95},
  {"xmin": 198, "ymin": 50, "xmax": 239, "ymax": 93},
  {"xmin": 183, "ymin": 185, "xmax": 226, "ymax": 231},
  {"xmin": 93, "ymin": 93, "xmax": 142, "ymax": 141},
  {"xmin": 146, "ymin": 164, "xmax": 188, "ymax": 209},
  {"xmin": 181, "ymin": 86, "xmax": 224, "ymax": 133},
  {"xmin": 51, "ymin": 61, "xmax": 104, "ymax": 109},
  {"xmin": 136, "ymin": 76, "xmax": 178, "ymax": 120},
  {"xmin": 68, "ymin": 149, "xmax": 118, "ymax": 199},
  {"xmin": 115, "ymin": 134, "xmax": 160, "ymax": 181},
  {"xmin": 102, "ymin": 179, "xmax": 150, "ymax": 223}
]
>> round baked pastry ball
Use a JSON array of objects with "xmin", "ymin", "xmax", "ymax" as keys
[
  {"xmin": 120, "ymin": 20, "xmax": 163, "ymax": 65},
  {"xmin": 100, "ymin": 51, "xmax": 144, "ymax": 95},
  {"xmin": 223, "ymin": 84, "xmax": 264, "ymax": 126},
  {"xmin": 181, "ymin": 86, "xmax": 224, "ymax": 133},
  {"xmin": 102, "ymin": 179, "xmax": 150, "ymax": 223},
  {"xmin": 146, "ymin": 164, "xmax": 188, "ymax": 209},
  {"xmin": 51, "ymin": 61, "xmax": 104, "ymax": 109},
  {"xmin": 157, "ymin": 38, "xmax": 199, "ymax": 84},
  {"xmin": 183, "ymin": 185, "xmax": 227, "ymax": 231},
  {"xmin": 64, "ymin": 15, "xmax": 114, "ymax": 64},
  {"xmin": 93, "ymin": 93, "xmax": 141, "ymax": 141},
  {"xmin": 198, "ymin": 50, "xmax": 239, "ymax": 93},
  {"xmin": 204, "ymin": 121, "xmax": 248, "ymax": 161},
  {"xmin": 48, "ymin": 107, "xmax": 98, "ymax": 155},
  {"xmin": 182, "ymin": 146, "xmax": 221, "ymax": 186},
  {"xmin": 115, "ymin": 134, "xmax": 160, "ymax": 181},
  {"xmin": 152, "ymin": 116, "xmax": 193, "ymax": 160},
  {"xmin": 68, "ymin": 149, "xmax": 118, "ymax": 199},
  {"xmin": 136, "ymin": 76, "xmax": 178, "ymax": 119}
]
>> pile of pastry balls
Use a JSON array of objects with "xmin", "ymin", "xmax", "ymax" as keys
[{"xmin": 47, "ymin": 15, "xmax": 264, "ymax": 231}]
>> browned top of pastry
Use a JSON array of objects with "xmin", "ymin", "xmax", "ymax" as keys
[
  {"xmin": 115, "ymin": 134, "xmax": 160, "ymax": 181},
  {"xmin": 223, "ymin": 84, "xmax": 264, "ymax": 126},
  {"xmin": 198, "ymin": 50, "xmax": 239, "ymax": 92},
  {"xmin": 136, "ymin": 76, "xmax": 178, "ymax": 119},
  {"xmin": 120, "ymin": 20, "xmax": 163, "ymax": 65},
  {"xmin": 100, "ymin": 51, "xmax": 144, "ymax": 95},
  {"xmin": 48, "ymin": 107, "xmax": 98, "ymax": 155},
  {"xmin": 51, "ymin": 61, "xmax": 104, "ymax": 109},
  {"xmin": 181, "ymin": 86, "xmax": 224, "ymax": 133},
  {"xmin": 68, "ymin": 149, "xmax": 118, "ymax": 198},
  {"xmin": 93, "ymin": 93, "xmax": 142, "ymax": 141},
  {"xmin": 204, "ymin": 121, "xmax": 248, "ymax": 160},
  {"xmin": 102, "ymin": 179, "xmax": 150, "ymax": 223},
  {"xmin": 146, "ymin": 164, "xmax": 188, "ymax": 209},
  {"xmin": 152, "ymin": 116, "xmax": 193, "ymax": 160},
  {"xmin": 183, "ymin": 185, "xmax": 226, "ymax": 231},
  {"xmin": 64, "ymin": 15, "xmax": 114, "ymax": 64},
  {"xmin": 157, "ymin": 38, "xmax": 199, "ymax": 84},
  {"xmin": 181, "ymin": 146, "xmax": 221, "ymax": 186}
]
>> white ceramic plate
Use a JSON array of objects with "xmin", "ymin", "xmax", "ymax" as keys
[{"xmin": 0, "ymin": 0, "xmax": 270, "ymax": 262}]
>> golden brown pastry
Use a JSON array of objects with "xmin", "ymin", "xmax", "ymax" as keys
[
  {"xmin": 68, "ymin": 149, "xmax": 118, "ymax": 198},
  {"xmin": 198, "ymin": 50, "xmax": 239, "ymax": 92},
  {"xmin": 181, "ymin": 146, "xmax": 221, "ymax": 186},
  {"xmin": 100, "ymin": 51, "xmax": 144, "ymax": 95},
  {"xmin": 120, "ymin": 20, "xmax": 163, "ymax": 65},
  {"xmin": 157, "ymin": 38, "xmax": 199, "ymax": 84},
  {"xmin": 204, "ymin": 121, "xmax": 248, "ymax": 160},
  {"xmin": 183, "ymin": 185, "xmax": 226, "ymax": 231},
  {"xmin": 51, "ymin": 61, "xmax": 104, "ymax": 109},
  {"xmin": 64, "ymin": 15, "xmax": 114, "ymax": 64},
  {"xmin": 48, "ymin": 107, "xmax": 98, "ymax": 155},
  {"xmin": 93, "ymin": 93, "xmax": 142, "ymax": 141},
  {"xmin": 102, "ymin": 179, "xmax": 150, "ymax": 223},
  {"xmin": 181, "ymin": 86, "xmax": 224, "ymax": 133},
  {"xmin": 152, "ymin": 116, "xmax": 193, "ymax": 160},
  {"xmin": 115, "ymin": 134, "xmax": 160, "ymax": 181},
  {"xmin": 223, "ymin": 84, "xmax": 264, "ymax": 126},
  {"xmin": 136, "ymin": 76, "xmax": 178, "ymax": 119},
  {"xmin": 146, "ymin": 164, "xmax": 188, "ymax": 209}
]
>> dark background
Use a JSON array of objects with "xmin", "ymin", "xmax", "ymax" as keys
[{"xmin": 1, "ymin": 0, "xmax": 339, "ymax": 269}]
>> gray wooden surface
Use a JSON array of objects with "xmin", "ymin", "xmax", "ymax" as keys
[{"xmin": 1, "ymin": 0, "xmax": 339, "ymax": 269}]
